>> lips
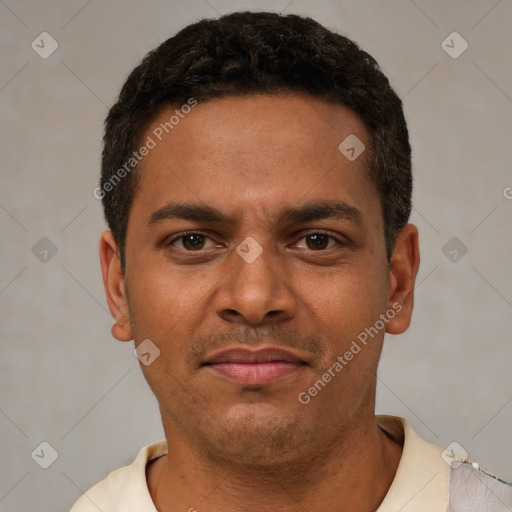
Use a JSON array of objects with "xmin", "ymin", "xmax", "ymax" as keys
[{"xmin": 202, "ymin": 347, "xmax": 306, "ymax": 385}]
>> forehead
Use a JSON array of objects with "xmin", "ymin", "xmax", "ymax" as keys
[
  {"xmin": 142, "ymin": 93, "xmax": 367, "ymax": 168},
  {"xmin": 130, "ymin": 94, "xmax": 380, "ymax": 230}
]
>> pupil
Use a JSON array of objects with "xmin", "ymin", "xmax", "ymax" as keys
[
  {"xmin": 184, "ymin": 234, "xmax": 204, "ymax": 250},
  {"xmin": 307, "ymin": 234, "xmax": 328, "ymax": 250}
]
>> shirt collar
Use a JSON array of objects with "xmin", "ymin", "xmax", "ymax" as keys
[
  {"xmin": 115, "ymin": 415, "xmax": 450, "ymax": 511},
  {"xmin": 375, "ymin": 415, "xmax": 450, "ymax": 511}
]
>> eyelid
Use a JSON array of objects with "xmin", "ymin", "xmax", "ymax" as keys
[
  {"xmin": 292, "ymin": 230, "xmax": 345, "ymax": 249},
  {"xmin": 166, "ymin": 230, "xmax": 345, "ymax": 251},
  {"xmin": 166, "ymin": 231, "xmax": 219, "ymax": 249}
]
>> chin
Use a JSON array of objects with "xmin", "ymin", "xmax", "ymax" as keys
[{"xmin": 195, "ymin": 402, "xmax": 313, "ymax": 465}]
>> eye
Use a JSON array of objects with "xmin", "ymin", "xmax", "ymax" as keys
[
  {"xmin": 166, "ymin": 231, "xmax": 344, "ymax": 253},
  {"xmin": 168, "ymin": 232, "xmax": 218, "ymax": 251},
  {"xmin": 295, "ymin": 232, "xmax": 343, "ymax": 251}
]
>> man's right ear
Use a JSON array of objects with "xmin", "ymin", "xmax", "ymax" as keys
[{"xmin": 99, "ymin": 230, "xmax": 133, "ymax": 342}]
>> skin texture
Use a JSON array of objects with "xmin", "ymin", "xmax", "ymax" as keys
[{"xmin": 100, "ymin": 93, "xmax": 420, "ymax": 512}]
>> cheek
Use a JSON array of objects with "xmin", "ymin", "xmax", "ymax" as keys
[
  {"xmin": 299, "ymin": 264, "xmax": 388, "ymax": 353},
  {"xmin": 126, "ymin": 262, "xmax": 220, "ymax": 349}
]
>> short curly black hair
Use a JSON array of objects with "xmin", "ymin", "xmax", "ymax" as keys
[{"xmin": 99, "ymin": 11, "xmax": 412, "ymax": 271}]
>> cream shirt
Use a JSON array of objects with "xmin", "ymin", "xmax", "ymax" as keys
[{"xmin": 70, "ymin": 415, "xmax": 511, "ymax": 511}]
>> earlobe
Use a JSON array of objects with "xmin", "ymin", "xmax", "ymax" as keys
[
  {"xmin": 385, "ymin": 224, "xmax": 420, "ymax": 335},
  {"xmin": 99, "ymin": 230, "xmax": 133, "ymax": 342}
]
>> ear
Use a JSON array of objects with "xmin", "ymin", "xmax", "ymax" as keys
[
  {"xmin": 99, "ymin": 230, "xmax": 133, "ymax": 342},
  {"xmin": 385, "ymin": 224, "xmax": 420, "ymax": 335}
]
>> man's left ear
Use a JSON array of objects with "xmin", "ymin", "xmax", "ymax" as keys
[{"xmin": 385, "ymin": 224, "xmax": 420, "ymax": 335}]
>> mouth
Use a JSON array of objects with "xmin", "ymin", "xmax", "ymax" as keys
[{"xmin": 202, "ymin": 347, "xmax": 307, "ymax": 386}]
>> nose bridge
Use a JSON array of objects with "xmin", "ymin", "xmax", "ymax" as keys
[
  {"xmin": 215, "ymin": 235, "xmax": 295, "ymax": 325},
  {"xmin": 232, "ymin": 236, "xmax": 280, "ymax": 303}
]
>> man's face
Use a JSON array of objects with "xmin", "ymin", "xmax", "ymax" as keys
[{"xmin": 102, "ymin": 94, "xmax": 416, "ymax": 464}]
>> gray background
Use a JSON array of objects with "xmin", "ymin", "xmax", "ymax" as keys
[{"xmin": 1, "ymin": 0, "xmax": 511, "ymax": 510}]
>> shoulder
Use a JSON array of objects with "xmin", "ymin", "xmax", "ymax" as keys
[
  {"xmin": 376, "ymin": 415, "xmax": 512, "ymax": 511},
  {"xmin": 69, "ymin": 440, "xmax": 167, "ymax": 512},
  {"xmin": 69, "ymin": 466, "xmax": 120, "ymax": 512},
  {"xmin": 449, "ymin": 460, "xmax": 512, "ymax": 511}
]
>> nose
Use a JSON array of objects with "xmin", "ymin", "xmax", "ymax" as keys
[{"xmin": 214, "ymin": 241, "xmax": 297, "ymax": 327}]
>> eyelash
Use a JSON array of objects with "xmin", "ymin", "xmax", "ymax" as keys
[{"xmin": 166, "ymin": 231, "xmax": 345, "ymax": 252}]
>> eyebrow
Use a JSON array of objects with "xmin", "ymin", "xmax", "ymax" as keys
[{"xmin": 148, "ymin": 200, "xmax": 362, "ymax": 226}]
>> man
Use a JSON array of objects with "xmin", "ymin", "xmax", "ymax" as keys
[{"xmin": 73, "ymin": 11, "xmax": 511, "ymax": 512}]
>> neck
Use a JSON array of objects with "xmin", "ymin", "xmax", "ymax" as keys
[{"xmin": 147, "ymin": 416, "xmax": 403, "ymax": 512}]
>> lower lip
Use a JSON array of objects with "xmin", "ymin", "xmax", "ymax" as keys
[{"xmin": 206, "ymin": 361, "xmax": 303, "ymax": 385}]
